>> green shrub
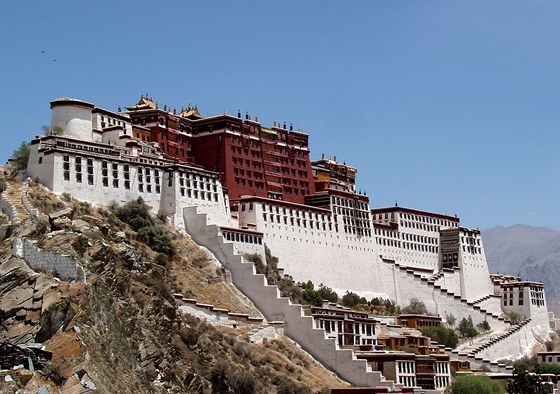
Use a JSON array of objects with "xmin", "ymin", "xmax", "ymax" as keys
[
  {"xmin": 276, "ymin": 378, "xmax": 312, "ymax": 394},
  {"xmin": 534, "ymin": 363, "xmax": 560, "ymax": 375},
  {"xmin": 301, "ymin": 281, "xmax": 338, "ymax": 306},
  {"xmin": 154, "ymin": 253, "xmax": 169, "ymax": 267},
  {"xmin": 447, "ymin": 374, "xmax": 504, "ymax": 393},
  {"xmin": 137, "ymin": 226, "xmax": 175, "ymax": 256},
  {"xmin": 402, "ymin": 298, "xmax": 428, "ymax": 315},
  {"xmin": 477, "ymin": 320, "xmax": 491, "ymax": 334},
  {"xmin": 341, "ymin": 291, "xmax": 366, "ymax": 308},
  {"xmin": 458, "ymin": 316, "xmax": 478, "ymax": 339},
  {"xmin": 422, "ymin": 325, "xmax": 459, "ymax": 348},
  {"xmin": 446, "ymin": 312, "xmax": 457, "ymax": 327},
  {"xmin": 115, "ymin": 197, "xmax": 153, "ymax": 230}
]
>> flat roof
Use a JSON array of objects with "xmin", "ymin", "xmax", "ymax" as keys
[{"xmin": 371, "ymin": 206, "xmax": 459, "ymax": 222}]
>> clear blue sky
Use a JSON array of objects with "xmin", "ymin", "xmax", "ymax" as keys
[{"xmin": 1, "ymin": 1, "xmax": 558, "ymax": 230}]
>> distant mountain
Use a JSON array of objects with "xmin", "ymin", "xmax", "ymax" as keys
[{"xmin": 482, "ymin": 225, "xmax": 560, "ymax": 316}]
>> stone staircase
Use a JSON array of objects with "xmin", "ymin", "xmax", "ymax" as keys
[
  {"xmin": 472, "ymin": 295, "xmax": 491, "ymax": 305},
  {"xmin": 384, "ymin": 259, "xmax": 509, "ymax": 325},
  {"xmin": 455, "ymin": 319, "xmax": 531, "ymax": 358},
  {"xmin": 429, "ymin": 340, "xmax": 514, "ymax": 374},
  {"xmin": 183, "ymin": 206, "xmax": 388, "ymax": 387},
  {"xmin": 0, "ymin": 180, "xmax": 33, "ymax": 224},
  {"xmin": 427, "ymin": 271, "xmax": 445, "ymax": 284},
  {"xmin": 426, "ymin": 319, "xmax": 531, "ymax": 375}
]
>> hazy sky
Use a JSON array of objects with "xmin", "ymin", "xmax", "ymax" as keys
[{"xmin": 1, "ymin": 1, "xmax": 558, "ymax": 230}]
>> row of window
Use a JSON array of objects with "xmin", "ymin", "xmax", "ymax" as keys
[
  {"xmin": 374, "ymin": 227, "xmax": 438, "ymax": 245},
  {"xmin": 397, "ymin": 361, "xmax": 416, "ymax": 375},
  {"xmin": 316, "ymin": 319, "xmax": 376, "ymax": 338},
  {"xmin": 461, "ymin": 236, "xmax": 481, "ymax": 245},
  {"xmin": 99, "ymin": 115, "xmax": 126, "ymax": 128},
  {"xmin": 222, "ymin": 231, "xmax": 262, "ymax": 245},
  {"xmin": 398, "ymin": 376, "xmax": 416, "ymax": 388},
  {"xmin": 377, "ymin": 238, "xmax": 440, "ymax": 253},
  {"xmin": 261, "ymin": 204, "xmax": 328, "ymax": 221},
  {"xmin": 342, "ymin": 216, "xmax": 371, "ymax": 229},
  {"xmin": 334, "ymin": 206, "xmax": 370, "ymax": 219},
  {"xmin": 233, "ymin": 168, "xmax": 264, "ymax": 180},
  {"xmin": 462, "ymin": 245, "xmax": 482, "ymax": 254},
  {"xmin": 345, "ymin": 226, "xmax": 372, "ymax": 237},
  {"xmin": 62, "ymin": 155, "xmax": 222, "ymax": 202},
  {"xmin": 232, "ymin": 157, "xmax": 262, "ymax": 168},
  {"xmin": 234, "ymin": 177, "xmax": 266, "ymax": 190},
  {"xmin": 332, "ymin": 196, "xmax": 368, "ymax": 211},
  {"xmin": 435, "ymin": 376, "xmax": 451, "ymax": 389},
  {"xmin": 399, "ymin": 212, "xmax": 456, "ymax": 227},
  {"xmin": 263, "ymin": 213, "xmax": 332, "ymax": 231},
  {"xmin": 400, "ymin": 220, "xmax": 447, "ymax": 232}
]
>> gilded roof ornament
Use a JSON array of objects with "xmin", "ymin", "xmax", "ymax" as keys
[{"xmin": 126, "ymin": 96, "xmax": 157, "ymax": 111}]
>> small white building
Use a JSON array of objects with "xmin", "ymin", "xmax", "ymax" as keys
[{"xmin": 537, "ymin": 352, "xmax": 560, "ymax": 365}]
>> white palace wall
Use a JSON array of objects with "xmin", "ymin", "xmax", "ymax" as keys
[
  {"xmin": 459, "ymin": 251, "xmax": 493, "ymax": 302},
  {"xmin": 433, "ymin": 269, "xmax": 462, "ymax": 296},
  {"xmin": 51, "ymin": 101, "xmax": 94, "ymax": 141},
  {"xmin": 27, "ymin": 137, "xmax": 232, "ymax": 231},
  {"xmin": 238, "ymin": 200, "xmax": 385, "ymax": 296}
]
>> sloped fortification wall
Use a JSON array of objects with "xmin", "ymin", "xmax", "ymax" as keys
[
  {"xmin": 183, "ymin": 206, "xmax": 384, "ymax": 387},
  {"xmin": 12, "ymin": 238, "xmax": 83, "ymax": 281},
  {"xmin": 378, "ymin": 262, "xmax": 509, "ymax": 332}
]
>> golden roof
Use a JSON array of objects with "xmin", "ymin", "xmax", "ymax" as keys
[
  {"xmin": 179, "ymin": 105, "xmax": 204, "ymax": 119},
  {"xmin": 127, "ymin": 96, "xmax": 157, "ymax": 111}
]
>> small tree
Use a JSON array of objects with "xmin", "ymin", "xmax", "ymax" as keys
[
  {"xmin": 402, "ymin": 298, "xmax": 428, "ymax": 315},
  {"xmin": 9, "ymin": 141, "xmax": 30, "ymax": 173},
  {"xmin": 341, "ymin": 291, "xmax": 366, "ymax": 308},
  {"xmin": 302, "ymin": 281, "xmax": 322, "ymax": 306},
  {"xmin": 445, "ymin": 312, "xmax": 457, "ymax": 327},
  {"xmin": 477, "ymin": 320, "xmax": 491, "ymax": 334},
  {"xmin": 317, "ymin": 284, "xmax": 338, "ymax": 304},
  {"xmin": 458, "ymin": 316, "xmax": 478, "ymax": 339}
]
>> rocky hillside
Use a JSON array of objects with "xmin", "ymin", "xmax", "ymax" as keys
[
  {"xmin": 0, "ymin": 180, "xmax": 346, "ymax": 393},
  {"xmin": 482, "ymin": 225, "xmax": 560, "ymax": 315}
]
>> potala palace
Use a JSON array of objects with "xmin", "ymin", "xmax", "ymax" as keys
[{"xmin": 21, "ymin": 96, "xmax": 557, "ymax": 390}]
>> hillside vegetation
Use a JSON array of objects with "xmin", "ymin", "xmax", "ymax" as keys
[{"xmin": 0, "ymin": 181, "xmax": 346, "ymax": 393}]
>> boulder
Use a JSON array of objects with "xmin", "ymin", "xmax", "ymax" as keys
[
  {"xmin": 49, "ymin": 208, "xmax": 73, "ymax": 221},
  {"xmin": 52, "ymin": 217, "xmax": 72, "ymax": 231}
]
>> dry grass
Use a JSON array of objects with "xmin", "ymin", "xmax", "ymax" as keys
[
  {"xmin": 26, "ymin": 182, "xmax": 67, "ymax": 214},
  {"xmin": 171, "ymin": 236, "xmax": 261, "ymax": 316}
]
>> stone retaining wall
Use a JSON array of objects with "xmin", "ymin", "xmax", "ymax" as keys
[
  {"xmin": 174, "ymin": 294, "xmax": 263, "ymax": 328},
  {"xmin": 0, "ymin": 185, "xmax": 16, "ymax": 224},
  {"xmin": 12, "ymin": 238, "xmax": 84, "ymax": 282}
]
